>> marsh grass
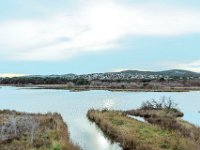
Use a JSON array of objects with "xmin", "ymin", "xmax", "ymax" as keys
[
  {"xmin": 0, "ymin": 110, "xmax": 80, "ymax": 150},
  {"xmin": 126, "ymin": 99, "xmax": 200, "ymax": 144},
  {"xmin": 88, "ymin": 109, "xmax": 200, "ymax": 150}
]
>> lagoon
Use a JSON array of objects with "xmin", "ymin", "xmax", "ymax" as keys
[{"xmin": 0, "ymin": 86, "xmax": 199, "ymax": 150}]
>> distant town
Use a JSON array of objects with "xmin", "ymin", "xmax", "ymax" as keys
[{"xmin": 0, "ymin": 69, "xmax": 200, "ymax": 92}]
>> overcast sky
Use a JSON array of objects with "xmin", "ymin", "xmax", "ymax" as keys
[{"xmin": 0, "ymin": 0, "xmax": 200, "ymax": 75}]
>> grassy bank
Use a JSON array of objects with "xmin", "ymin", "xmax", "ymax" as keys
[
  {"xmin": 127, "ymin": 109, "xmax": 200, "ymax": 143},
  {"xmin": 0, "ymin": 110, "xmax": 80, "ymax": 150},
  {"xmin": 126, "ymin": 99, "xmax": 200, "ymax": 145},
  {"xmin": 87, "ymin": 109, "xmax": 199, "ymax": 150}
]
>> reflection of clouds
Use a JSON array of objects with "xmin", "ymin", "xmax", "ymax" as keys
[
  {"xmin": 97, "ymin": 134, "xmax": 109, "ymax": 149},
  {"xmin": 102, "ymin": 95, "xmax": 119, "ymax": 110},
  {"xmin": 71, "ymin": 117, "xmax": 121, "ymax": 150},
  {"xmin": 103, "ymin": 99, "xmax": 115, "ymax": 110},
  {"xmin": 94, "ymin": 129, "xmax": 120, "ymax": 150}
]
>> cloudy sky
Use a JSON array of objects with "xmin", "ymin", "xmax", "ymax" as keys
[{"xmin": 0, "ymin": 0, "xmax": 200, "ymax": 75}]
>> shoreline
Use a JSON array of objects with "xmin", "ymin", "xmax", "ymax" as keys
[{"xmin": 1, "ymin": 84, "xmax": 200, "ymax": 92}]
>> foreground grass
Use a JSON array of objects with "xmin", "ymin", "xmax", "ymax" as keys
[
  {"xmin": 0, "ymin": 110, "xmax": 80, "ymax": 150},
  {"xmin": 87, "ymin": 109, "xmax": 199, "ymax": 150}
]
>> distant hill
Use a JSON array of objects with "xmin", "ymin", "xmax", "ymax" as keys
[
  {"xmin": 76, "ymin": 69, "xmax": 200, "ymax": 80},
  {"xmin": 120, "ymin": 69, "xmax": 200, "ymax": 78},
  {"xmin": 1, "ymin": 69, "xmax": 199, "ymax": 81}
]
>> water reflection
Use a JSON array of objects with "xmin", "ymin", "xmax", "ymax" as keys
[
  {"xmin": 127, "ymin": 115, "xmax": 146, "ymax": 123},
  {"xmin": 0, "ymin": 86, "xmax": 121, "ymax": 150},
  {"xmin": 0, "ymin": 86, "xmax": 199, "ymax": 149},
  {"xmin": 103, "ymin": 96, "xmax": 118, "ymax": 110}
]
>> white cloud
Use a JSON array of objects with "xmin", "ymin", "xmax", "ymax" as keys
[
  {"xmin": 111, "ymin": 68, "xmax": 129, "ymax": 72},
  {"xmin": 111, "ymin": 68, "xmax": 154, "ymax": 72},
  {"xmin": 1, "ymin": 1, "xmax": 200, "ymax": 61},
  {"xmin": 0, "ymin": 73, "xmax": 27, "ymax": 78},
  {"xmin": 175, "ymin": 60, "xmax": 200, "ymax": 72}
]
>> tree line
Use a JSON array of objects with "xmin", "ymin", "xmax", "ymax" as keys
[{"xmin": 0, "ymin": 77, "xmax": 90, "ymax": 85}]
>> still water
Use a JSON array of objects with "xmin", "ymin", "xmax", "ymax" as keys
[{"xmin": 0, "ymin": 86, "xmax": 200, "ymax": 150}]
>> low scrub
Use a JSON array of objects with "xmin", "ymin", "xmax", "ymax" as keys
[{"xmin": 140, "ymin": 97, "xmax": 179, "ymax": 111}]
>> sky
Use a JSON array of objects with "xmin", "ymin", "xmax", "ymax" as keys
[{"xmin": 0, "ymin": 0, "xmax": 200, "ymax": 75}]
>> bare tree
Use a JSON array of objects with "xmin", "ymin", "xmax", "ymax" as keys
[{"xmin": 140, "ymin": 96, "xmax": 178, "ymax": 110}]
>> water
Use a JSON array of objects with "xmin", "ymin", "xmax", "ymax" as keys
[
  {"xmin": 127, "ymin": 115, "xmax": 146, "ymax": 123},
  {"xmin": 0, "ymin": 86, "xmax": 200, "ymax": 150}
]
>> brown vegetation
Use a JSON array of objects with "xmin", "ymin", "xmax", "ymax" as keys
[
  {"xmin": 126, "ymin": 98, "xmax": 200, "ymax": 146},
  {"xmin": 87, "ymin": 109, "xmax": 199, "ymax": 150},
  {"xmin": 1, "ymin": 77, "xmax": 200, "ymax": 92},
  {"xmin": 0, "ymin": 110, "xmax": 80, "ymax": 150}
]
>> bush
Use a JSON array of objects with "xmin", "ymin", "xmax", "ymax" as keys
[{"xmin": 140, "ymin": 96, "xmax": 178, "ymax": 110}]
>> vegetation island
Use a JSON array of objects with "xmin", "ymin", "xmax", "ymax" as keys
[{"xmin": 87, "ymin": 98, "xmax": 200, "ymax": 150}]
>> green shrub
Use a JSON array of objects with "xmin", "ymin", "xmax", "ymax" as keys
[{"xmin": 52, "ymin": 142, "xmax": 61, "ymax": 150}]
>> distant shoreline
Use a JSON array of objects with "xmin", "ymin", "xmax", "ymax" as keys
[
  {"xmin": 0, "ymin": 69, "xmax": 200, "ymax": 92},
  {"xmin": 1, "ymin": 84, "xmax": 200, "ymax": 92}
]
